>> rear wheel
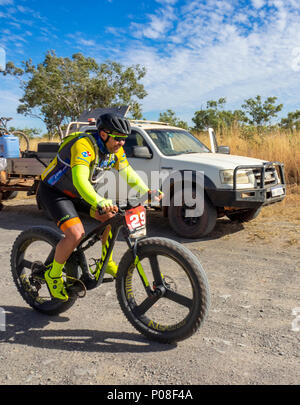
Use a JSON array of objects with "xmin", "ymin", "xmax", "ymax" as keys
[
  {"xmin": 10, "ymin": 226, "xmax": 81, "ymax": 315},
  {"xmin": 116, "ymin": 237, "xmax": 210, "ymax": 344}
]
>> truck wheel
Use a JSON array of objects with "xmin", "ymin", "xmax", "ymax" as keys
[
  {"xmin": 168, "ymin": 191, "xmax": 217, "ymax": 238},
  {"xmin": 2, "ymin": 190, "xmax": 18, "ymax": 200},
  {"xmin": 226, "ymin": 207, "xmax": 261, "ymax": 223}
]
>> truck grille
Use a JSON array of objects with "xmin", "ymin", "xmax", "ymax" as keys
[{"xmin": 253, "ymin": 167, "xmax": 278, "ymax": 187}]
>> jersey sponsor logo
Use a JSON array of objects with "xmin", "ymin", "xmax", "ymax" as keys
[
  {"xmin": 81, "ymin": 151, "xmax": 91, "ymax": 158},
  {"xmin": 76, "ymin": 156, "xmax": 90, "ymax": 164},
  {"xmin": 57, "ymin": 214, "xmax": 70, "ymax": 227},
  {"xmin": 47, "ymin": 166, "xmax": 68, "ymax": 186}
]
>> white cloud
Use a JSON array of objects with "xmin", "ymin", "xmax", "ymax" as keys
[
  {"xmin": 77, "ymin": 38, "xmax": 97, "ymax": 47},
  {"xmin": 252, "ymin": 0, "xmax": 265, "ymax": 8},
  {"xmin": 66, "ymin": 32, "xmax": 103, "ymax": 51},
  {"xmin": 2, "ymin": 0, "xmax": 300, "ymax": 126},
  {"xmin": 0, "ymin": 77, "xmax": 25, "ymax": 122},
  {"xmin": 0, "ymin": 0, "xmax": 13, "ymax": 5},
  {"xmin": 119, "ymin": 0, "xmax": 300, "ymax": 120},
  {"xmin": 130, "ymin": 5, "xmax": 175, "ymax": 39},
  {"xmin": 0, "ymin": 78, "xmax": 45, "ymax": 130},
  {"xmin": 155, "ymin": 0, "xmax": 178, "ymax": 4}
]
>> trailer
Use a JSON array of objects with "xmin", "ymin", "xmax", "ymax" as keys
[{"xmin": 0, "ymin": 143, "xmax": 59, "ymax": 209}]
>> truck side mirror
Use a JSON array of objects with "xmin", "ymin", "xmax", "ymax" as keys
[
  {"xmin": 217, "ymin": 146, "xmax": 230, "ymax": 154},
  {"xmin": 133, "ymin": 146, "xmax": 152, "ymax": 159}
]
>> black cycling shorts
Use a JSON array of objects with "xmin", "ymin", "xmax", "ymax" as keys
[{"xmin": 37, "ymin": 181, "xmax": 92, "ymax": 230}]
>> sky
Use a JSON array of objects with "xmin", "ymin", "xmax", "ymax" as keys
[{"xmin": 1, "ymin": 0, "xmax": 300, "ymax": 133}]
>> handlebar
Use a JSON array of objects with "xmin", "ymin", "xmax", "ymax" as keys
[
  {"xmin": 97, "ymin": 190, "xmax": 163, "ymax": 216},
  {"xmin": 97, "ymin": 192, "xmax": 150, "ymax": 216}
]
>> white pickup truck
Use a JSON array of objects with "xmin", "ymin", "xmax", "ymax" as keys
[
  {"xmin": 2, "ymin": 108, "xmax": 286, "ymax": 238},
  {"xmin": 75, "ymin": 118, "xmax": 286, "ymax": 239}
]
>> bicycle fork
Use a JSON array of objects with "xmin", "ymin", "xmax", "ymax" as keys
[
  {"xmin": 91, "ymin": 225, "xmax": 115, "ymax": 285},
  {"xmin": 127, "ymin": 236, "xmax": 155, "ymax": 297}
]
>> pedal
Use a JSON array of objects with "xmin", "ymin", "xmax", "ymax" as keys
[
  {"xmin": 102, "ymin": 276, "xmax": 115, "ymax": 283},
  {"xmin": 31, "ymin": 261, "xmax": 46, "ymax": 276},
  {"xmin": 66, "ymin": 276, "xmax": 86, "ymax": 298}
]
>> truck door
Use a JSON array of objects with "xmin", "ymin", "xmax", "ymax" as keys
[{"xmin": 119, "ymin": 129, "xmax": 161, "ymax": 201}]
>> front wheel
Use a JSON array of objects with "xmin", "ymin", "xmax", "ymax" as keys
[{"xmin": 116, "ymin": 237, "xmax": 210, "ymax": 344}]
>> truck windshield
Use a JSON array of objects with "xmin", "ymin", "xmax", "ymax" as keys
[{"xmin": 145, "ymin": 129, "xmax": 210, "ymax": 156}]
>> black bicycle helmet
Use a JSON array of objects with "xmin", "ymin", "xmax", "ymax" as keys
[{"xmin": 96, "ymin": 113, "xmax": 131, "ymax": 136}]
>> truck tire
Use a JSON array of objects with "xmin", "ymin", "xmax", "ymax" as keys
[
  {"xmin": 226, "ymin": 207, "xmax": 261, "ymax": 223},
  {"xmin": 168, "ymin": 190, "xmax": 217, "ymax": 238},
  {"xmin": 2, "ymin": 190, "xmax": 18, "ymax": 200}
]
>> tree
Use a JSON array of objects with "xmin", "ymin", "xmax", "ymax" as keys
[
  {"xmin": 241, "ymin": 95, "xmax": 283, "ymax": 127},
  {"xmin": 4, "ymin": 51, "xmax": 147, "ymax": 137},
  {"xmin": 8, "ymin": 126, "xmax": 41, "ymax": 138},
  {"xmin": 192, "ymin": 98, "xmax": 225, "ymax": 131},
  {"xmin": 158, "ymin": 109, "xmax": 189, "ymax": 129},
  {"xmin": 192, "ymin": 98, "xmax": 245, "ymax": 132},
  {"xmin": 279, "ymin": 110, "xmax": 300, "ymax": 132}
]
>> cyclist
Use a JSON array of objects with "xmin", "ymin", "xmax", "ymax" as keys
[{"xmin": 38, "ymin": 113, "xmax": 161, "ymax": 301}]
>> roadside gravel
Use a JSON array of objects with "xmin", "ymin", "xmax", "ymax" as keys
[{"xmin": 0, "ymin": 195, "xmax": 299, "ymax": 386}]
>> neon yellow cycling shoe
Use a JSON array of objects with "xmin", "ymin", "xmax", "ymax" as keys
[
  {"xmin": 105, "ymin": 259, "xmax": 118, "ymax": 278},
  {"xmin": 44, "ymin": 269, "xmax": 69, "ymax": 301}
]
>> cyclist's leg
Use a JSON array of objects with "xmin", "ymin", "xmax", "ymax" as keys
[
  {"xmin": 76, "ymin": 200, "xmax": 118, "ymax": 278},
  {"xmin": 38, "ymin": 182, "xmax": 85, "ymax": 299},
  {"xmin": 38, "ymin": 182, "xmax": 85, "ymax": 260}
]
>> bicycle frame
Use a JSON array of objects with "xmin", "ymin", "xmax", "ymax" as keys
[{"xmin": 77, "ymin": 207, "xmax": 148, "ymax": 291}]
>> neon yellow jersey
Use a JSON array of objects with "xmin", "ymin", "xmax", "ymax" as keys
[
  {"xmin": 41, "ymin": 132, "xmax": 149, "ymax": 210},
  {"xmin": 70, "ymin": 136, "xmax": 96, "ymax": 168}
]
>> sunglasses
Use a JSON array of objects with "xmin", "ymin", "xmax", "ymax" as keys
[
  {"xmin": 112, "ymin": 137, "xmax": 126, "ymax": 143},
  {"xmin": 103, "ymin": 130, "xmax": 128, "ymax": 141}
]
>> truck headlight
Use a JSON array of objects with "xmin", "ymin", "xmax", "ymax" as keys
[{"xmin": 220, "ymin": 169, "xmax": 255, "ymax": 188}]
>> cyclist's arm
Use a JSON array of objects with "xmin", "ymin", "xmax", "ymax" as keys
[
  {"xmin": 119, "ymin": 165, "xmax": 149, "ymax": 195},
  {"xmin": 72, "ymin": 164, "xmax": 103, "ymax": 208},
  {"xmin": 72, "ymin": 165, "xmax": 114, "ymax": 218},
  {"xmin": 115, "ymin": 147, "xmax": 149, "ymax": 195},
  {"xmin": 70, "ymin": 138, "xmax": 111, "ymax": 215}
]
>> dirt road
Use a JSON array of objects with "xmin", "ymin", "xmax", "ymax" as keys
[{"xmin": 0, "ymin": 194, "xmax": 299, "ymax": 386}]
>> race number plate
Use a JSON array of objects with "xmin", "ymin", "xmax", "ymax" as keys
[{"xmin": 125, "ymin": 206, "xmax": 146, "ymax": 237}]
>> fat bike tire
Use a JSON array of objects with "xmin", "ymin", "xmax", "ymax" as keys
[
  {"xmin": 10, "ymin": 226, "xmax": 80, "ymax": 315},
  {"xmin": 116, "ymin": 237, "xmax": 210, "ymax": 344}
]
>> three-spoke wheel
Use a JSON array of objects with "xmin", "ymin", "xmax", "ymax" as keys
[{"xmin": 116, "ymin": 237, "xmax": 210, "ymax": 344}]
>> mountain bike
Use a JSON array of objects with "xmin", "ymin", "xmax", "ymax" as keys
[
  {"xmin": 0, "ymin": 116, "xmax": 30, "ymax": 154},
  {"xmin": 10, "ymin": 195, "xmax": 210, "ymax": 344}
]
